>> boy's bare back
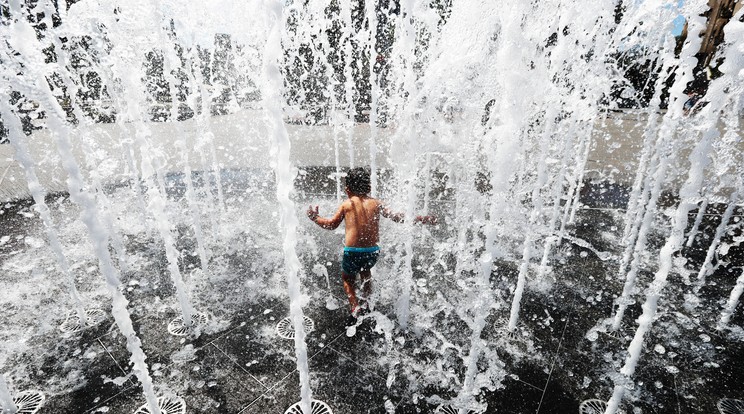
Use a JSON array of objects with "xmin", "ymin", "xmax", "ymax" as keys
[
  {"xmin": 340, "ymin": 196, "xmax": 382, "ymax": 248},
  {"xmin": 307, "ymin": 194, "xmax": 407, "ymax": 248},
  {"xmin": 307, "ymin": 195, "xmax": 384, "ymax": 247}
]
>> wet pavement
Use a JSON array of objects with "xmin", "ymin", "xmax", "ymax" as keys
[{"xmin": 1, "ymin": 170, "xmax": 743, "ymax": 414}]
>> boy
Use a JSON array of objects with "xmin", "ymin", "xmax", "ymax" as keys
[{"xmin": 307, "ymin": 167, "xmax": 436, "ymax": 318}]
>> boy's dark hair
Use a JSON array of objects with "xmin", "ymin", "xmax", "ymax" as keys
[{"xmin": 346, "ymin": 167, "xmax": 371, "ymax": 195}]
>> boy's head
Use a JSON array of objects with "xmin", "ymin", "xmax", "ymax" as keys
[{"xmin": 345, "ymin": 167, "xmax": 371, "ymax": 195}]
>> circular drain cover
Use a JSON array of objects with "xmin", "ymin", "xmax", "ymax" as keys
[
  {"xmin": 59, "ymin": 309, "xmax": 106, "ymax": 333},
  {"xmin": 501, "ymin": 328, "xmax": 521, "ymax": 341},
  {"xmin": 134, "ymin": 396, "xmax": 186, "ymax": 414},
  {"xmin": 284, "ymin": 399, "xmax": 332, "ymax": 414},
  {"xmin": 167, "ymin": 312, "xmax": 208, "ymax": 336},
  {"xmin": 276, "ymin": 316, "xmax": 315, "ymax": 340},
  {"xmin": 435, "ymin": 405, "xmax": 476, "ymax": 414},
  {"xmin": 603, "ymin": 328, "xmax": 625, "ymax": 341},
  {"xmin": 579, "ymin": 399, "xmax": 609, "ymax": 414},
  {"xmin": 8, "ymin": 390, "xmax": 45, "ymax": 414},
  {"xmin": 718, "ymin": 399, "xmax": 744, "ymax": 414}
]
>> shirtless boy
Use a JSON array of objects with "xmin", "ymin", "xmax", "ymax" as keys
[{"xmin": 306, "ymin": 167, "xmax": 436, "ymax": 317}]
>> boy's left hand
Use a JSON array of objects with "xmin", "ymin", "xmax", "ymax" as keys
[{"xmin": 307, "ymin": 205, "xmax": 320, "ymax": 221}]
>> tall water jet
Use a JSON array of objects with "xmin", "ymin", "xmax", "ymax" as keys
[
  {"xmin": 312, "ymin": 3, "xmax": 345, "ymax": 202},
  {"xmin": 192, "ymin": 70, "xmax": 222, "ymax": 240},
  {"xmin": 262, "ymin": 1, "xmax": 313, "ymax": 412},
  {"xmin": 1, "ymin": 2, "xmax": 176, "ymax": 412},
  {"xmin": 88, "ymin": 0, "xmax": 198, "ymax": 330},
  {"xmin": 694, "ymin": 189, "xmax": 739, "ymax": 290},
  {"xmin": 36, "ymin": 2, "xmax": 131, "ymax": 276},
  {"xmin": 340, "ymin": 0, "xmax": 356, "ymax": 169},
  {"xmin": 451, "ymin": 0, "xmax": 535, "ymax": 408},
  {"xmin": 610, "ymin": 145, "xmax": 671, "ymax": 332},
  {"xmin": 685, "ymin": 197, "xmax": 709, "ymax": 247},
  {"xmin": 508, "ymin": 104, "xmax": 554, "ymax": 333},
  {"xmin": 720, "ymin": 268, "xmax": 744, "ymax": 329},
  {"xmin": 152, "ymin": 14, "xmax": 211, "ymax": 274},
  {"xmin": 0, "ymin": 375, "xmax": 17, "ymax": 414},
  {"xmin": 604, "ymin": 6, "xmax": 744, "ymax": 411},
  {"xmin": 167, "ymin": 108, "xmax": 209, "ymax": 272},
  {"xmin": 177, "ymin": 137, "xmax": 210, "ymax": 269},
  {"xmin": 173, "ymin": 16, "xmax": 227, "ymax": 231},
  {"xmin": 0, "ymin": 95, "xmax": 87, "ymax": 327},
  {"xmin": 603, "ymin": 0, "xmax": 693, "ymax": 335},
  {"xmin": 366, "ymin": 1, "xmax": 380, "ymax": 196},
  {"xmin": 389, "ymin": 0, "xmax": 419, "ymax": 330}
]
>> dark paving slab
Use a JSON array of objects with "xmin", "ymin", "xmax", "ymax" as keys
[
  {"xmin": 483, "ymin": 375, "xmax": 544, "ymax": 414},
  {"xmin": 240, "ymin": 346, "xmax": 393, "ymax": 414},
  {"xmin": 82, "ymin": 385, "xmax": 144, "ymax": 414},
  {"xmin": 76, "ymin": 342, "xmax": 267, "ymax": 414},
  {"xmin": 213, "ymin": 298, "xmax": 347, "ymax": 390},
  {"xmin": 33, "ymin": 339, "xmax": 134, "ymax": 414},
  {"xmin": 327, "ymin": 315, "xmax": 401, "ymax": 378},
  {"xmin": 214, "ymin": 325, "xmax": 295, "ymax": 390},
  {"xmin": 158, "ymin": 343, "xmax": 266, "ymax": 413},
  {"xmin": 97, "ymin": 313, "xmax": 185, "ymax": 368}
]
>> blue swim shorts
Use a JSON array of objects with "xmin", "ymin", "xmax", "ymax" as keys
[{"xmin": 341, "ymin": 246, "xmax": 380, "ymax": 275}]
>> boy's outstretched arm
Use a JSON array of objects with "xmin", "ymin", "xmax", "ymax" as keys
[
  {"xmin": 379, "ymin": 203, "xmax": 437, "ymax": 225},
  {"xmin": 307, "ymin": 204, "xmax": 344, "ymax": 230},
  {"xmin": 414, "ymin": 215, "xmax": 438, "ymax": 225},
  {"xmin": 379, "ymin": 204, "xmax": 405, "ymax": 223}
]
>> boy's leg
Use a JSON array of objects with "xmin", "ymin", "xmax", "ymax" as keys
[
  {"xmin": 341, "ymin": 271, "xmax": 359, "ymax": 313},
  {"xmin": 359, "ymin": 269, "xmax": 372, "ymax": 309},
  {"xmin": 358, "ymin": 252, "xmax": 378, "ymax": 311}
]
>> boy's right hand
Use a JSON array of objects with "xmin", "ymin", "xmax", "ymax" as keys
[
  {"xmin": 307, "ymin": 205, "xmax": 319, "ymax": 221},
  {"xmin": 415, "ymin": 215, "xmax": 438, "ymax": 225}
]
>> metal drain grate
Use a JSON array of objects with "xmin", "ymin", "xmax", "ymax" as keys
[
  {"xmin": 579, "ymin": 399, "xmax": 611, "ymax": 414},
  {"xmin": 435, "ymin": 405, "xmax": 476, "ymax": 414},
  {"xmin": 718, "ymin": 399, "xmax": 744, "ymax": 414},
  {"xmin": 59, "ymin": 309, "xmax": 106, "ymax": 333},
  {"xmin": 7, "ymin": 390, "xmax": 45, "ymax": 414},
  {"xmin": 167, "ymin": 312, "xmax": 208, "ymax": 336},
  {"xmin": 284, "ymin": 399, "xmax": 332, "ymax": 414},
  {"xmin": 134, "ymin": 396, "xmax": 186, "ymax": 414},
  {"xmin": 276, "ymin": 316, "xmax": 315, "ymax": 340},
  {"xmin": 601, "ymin": 328, "xmax": 625, "ymax": 341},
  {"xmin": 500, "ymin": 326, "xmax": 522, "ymax": 341}
]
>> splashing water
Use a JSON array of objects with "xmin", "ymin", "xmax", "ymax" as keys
[
  {"xmin": 1, "ymin": 0, "xmax": 744, "ymax": 413},
  {"xmin": 0, "ymin": 375, "xmax": 18, "ymax": 414}
]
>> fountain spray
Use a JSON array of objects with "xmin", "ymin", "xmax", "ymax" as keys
[
  {"xmin": 0, "ymin": 375, "xmax": 17, "ymax": 414},
  {"xmin": 87, "ymin": 0, "xmax": 197, "ymax": 329},
  {"xmin": 604, "ymin": 6, "xmax": 744, "ymax": 411},
  {"xmin": 694, "ymin": 189, "xmax": 739, "ymax": 290},
  {"xmin": 0, "ymin": 95, "xmax": 87, "ymax": 326},
  {"xmin": 2, "ymin": 4, "xmax": 162, "ymax": 413},
  {"xmin": 262, "ymin": 1, "xmax": 313, "ymax": 412}
]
